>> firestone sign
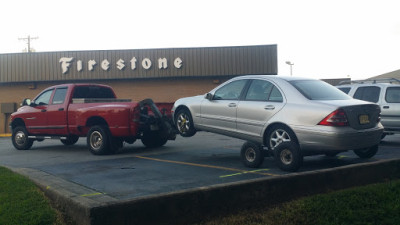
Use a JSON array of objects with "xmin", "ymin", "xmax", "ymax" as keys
[{"xmin": 59, "ymin": 56, "xmax": 183, "ymax": 74}]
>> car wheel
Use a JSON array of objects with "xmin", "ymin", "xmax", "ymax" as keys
[
  {"xmin": 240, "ymin": 142, "xmax": 264, "ymax": 168},
  {"xmin": 141, "ymin": 131, "xmax": 168, "ymax": 148},
  {"xmin": 267, "ymin": 125, "xmax": 295, "ymax": 150},
  {"xmin": 175, "ymin": 109, "xmax": 196, "ymax": 137},
  {"xmin": 274, "ymin": 142, "xmax": 303, "ymax": 172},
  {"xmin": 354, "ymin": 145, "xmax": 379, "ymax": 158},
  {"xmin": 61, "ymin": 135, "xmax": 79, "ymax": 146},
  {"xmin": 12, "ymin": 126, "xmax": 33, "ymax": 150},
  {"xmin": 87, "ymin": 126, "xmax": 111, "ymax": 155}
]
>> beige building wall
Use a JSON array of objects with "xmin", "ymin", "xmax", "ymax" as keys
[{"xmin": 0, "ymin": 77, "xmax": 229, "ymax": 134}]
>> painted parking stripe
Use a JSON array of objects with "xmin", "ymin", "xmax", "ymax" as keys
[
  {"xmin": 81, "ymin": 192, "xmax": 105, "ymax": 197},
  {"xmin": 135, "ymin": 155, "xmax": 278, "ymax": 176},
  {"xmin": 219, "ymin": 169, "xmax": 272, "ymax": 178}
]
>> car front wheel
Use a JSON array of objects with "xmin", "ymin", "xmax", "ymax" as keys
[{"xmin": 175, "ymin": 109, "xmax": 196, "ymax": 137}]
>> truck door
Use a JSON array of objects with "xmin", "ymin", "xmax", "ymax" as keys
[
  {"xmin": 46, "ymin": 87, "xmax": 69, "ymax": 135},
  {"xmin": 25, "ymin": 89, "xmax": 53, "ymax": 134}
]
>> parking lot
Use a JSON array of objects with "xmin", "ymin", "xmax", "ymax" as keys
[{"xmin": 1, "ymin": 132, "xmax": 400, "ymax": 200}]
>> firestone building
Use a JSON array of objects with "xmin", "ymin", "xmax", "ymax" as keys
[{"xmin": 0, "ymin": 45, "xmax": 278, "ymax": 134}]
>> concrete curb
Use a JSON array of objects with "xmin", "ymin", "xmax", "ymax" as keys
[{"xmin": 10, "ymin": 159, "xmax": 400, "ymax": 225}]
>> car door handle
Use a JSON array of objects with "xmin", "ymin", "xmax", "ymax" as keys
[
  {"xmin": 383, "ymin": 106, "xmax": 389, "ymax": 109},
  {"xmin": 58, "ymin": 108, "xmax": 64, "ymax": 111},
  {"xmin": 264, "ymin": 105, "xmax": 275, "ymax": 110},
  {"xmin": 228, "ymin": 103, "xmax": 237, "ymax": 107},
  {"xmin": 41, "ymin": 109, "xmax": 47, "ymax": 112}
]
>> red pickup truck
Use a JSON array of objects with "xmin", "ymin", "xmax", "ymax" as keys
[{"xmin": 10, "ymin": 83, "xmax": 176, "ymax": 155}]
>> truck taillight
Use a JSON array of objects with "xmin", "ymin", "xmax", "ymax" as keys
[{"xmin": 318, "ymin": 109, "xmax": 349, "ymax": 126}]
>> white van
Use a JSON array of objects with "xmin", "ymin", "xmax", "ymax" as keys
[{"xmin": 336, "ymin": 78, "xmax": 400, "ymax": 139}]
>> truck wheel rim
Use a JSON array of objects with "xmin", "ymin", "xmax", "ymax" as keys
[
  {"xmin": 245, "ymin": 148, "xmax": 256, "ymax": 162},
  {"xmin": 270, "ymin": 129, "xmax": 291, "ymax": 150},
  {"xmin": 177, "ymin": 114, "xmax": 190, "ymax": 133},
  {"xmin": 280, "ymin": 149, "xmax": 293, "ymax": 165},
  {"xmin": 90, "ymin": 131, "xmax": 103, "ymax": 150},
  {"xmin": 15, "ymin": 131, "xmax": 27, "ymax": 146}
]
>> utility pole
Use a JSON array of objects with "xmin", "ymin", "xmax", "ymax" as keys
[{"xmin": 18, "ymin": 35, "xmax": 39, "ymax": 53}]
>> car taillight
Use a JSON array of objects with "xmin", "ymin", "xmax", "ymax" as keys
[{"xmin": 318, "ymin": 109, "xmax": 349, "ymax": 126}]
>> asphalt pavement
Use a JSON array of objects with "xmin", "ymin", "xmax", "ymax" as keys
[{"xmin": 1, "ymin": 132, "xmax": 400, "ymax": 200}]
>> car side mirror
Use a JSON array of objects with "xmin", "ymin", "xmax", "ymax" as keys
[
  {"xmin": 205, "ymin": 93, "xmax": 213, "ymax": 101},
  {"xmin": 21, "ymin": 98, "xmax": 32, "ymax": 106}
]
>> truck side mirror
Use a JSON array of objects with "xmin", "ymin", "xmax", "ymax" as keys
[
  {"xmin": 205, "ymin": 93, "xmax": 213, "ymax": 101},
  {"xmin": 21, "ymin": 98, "xmax": 32, "ymax": 106}
]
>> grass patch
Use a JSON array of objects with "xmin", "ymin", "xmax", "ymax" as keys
[
  {"xmin": 196, "ymin": 179, "xmax": 400, "ymax": 225},
  {"xmin": 0, "ymin": 166, "xmax": 60, "ymax": 225}
]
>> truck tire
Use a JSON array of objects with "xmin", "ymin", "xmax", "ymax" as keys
[
  {"xmin": 87, "ymin": 126, "xmax": 111, "ymax": 155},
  {"xmin": 109, "ymin": 137, "xmax": 123, "ymax": 154},
  {"xmin": 141, "ymin": 131, "xmax": 168, "ymax": 148},
  {"xmin": 175, "ymin": 109, "xmax": 196, "ymax": 137},
  {"xmin": 12, "ymin": 126, "xmax": 33, "ymax": 150},
  {"xmin": 354, "ymin": 145, "xmax": 378, "ymax": 158},
  {"xmin": 240, "ymin": 141, "xmax": 264, "ymax": 168},
  {"xmin": 274, "ymin": 142, "xmax": 303, "ymax": 172},
  {"xmin": 61, "ymin": 135, "xmax": 79, "ymax": 146}
]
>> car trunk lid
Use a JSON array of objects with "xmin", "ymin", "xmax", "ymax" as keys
[{"xmin": 341, "ymin": 104, "xmax": 381, "ymax": 130}]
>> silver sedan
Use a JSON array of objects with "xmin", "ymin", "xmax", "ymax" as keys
[{"xmin": 172, "ymin": 75, "xmax": 384, "ymax": 171}]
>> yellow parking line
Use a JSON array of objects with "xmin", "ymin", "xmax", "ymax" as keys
[
  {"xmin": 81, "ymin": 192, "xmax": 105, "ymax": 197},
  {"xmin": 135, "ymin": 155, "xmax": 277, "ymax": 176},
  {"xmin": 220, "ymin": 169, "xmax": 272, "ymax": 178}
]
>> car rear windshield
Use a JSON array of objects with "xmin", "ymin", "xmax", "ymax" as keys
[{"xmin": 290, "ymin": 80, "xmax": 351, "ymax": 100}]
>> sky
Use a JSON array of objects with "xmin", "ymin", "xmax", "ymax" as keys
[{"xmin": 1, "ymin": 0, "xmax": 399, "ymax": 80}]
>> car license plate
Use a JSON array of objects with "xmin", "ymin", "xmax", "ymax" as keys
[{"xmin": 359, "ymin": 114, "xmax": 370, "ymax": 124}]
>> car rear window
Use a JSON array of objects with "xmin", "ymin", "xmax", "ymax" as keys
[{"xmin": 290, "ymin": 80, "xmax": 351, "ymax": 100}]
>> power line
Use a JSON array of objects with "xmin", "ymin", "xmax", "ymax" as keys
[{"xmin": 18, "ymin": 35, "xmax": 39, "ymax": 53}]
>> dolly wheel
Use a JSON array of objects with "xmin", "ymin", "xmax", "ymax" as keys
[{"xmin": 240, "ymin": 141, "xmax": 264, "ymax": 168}]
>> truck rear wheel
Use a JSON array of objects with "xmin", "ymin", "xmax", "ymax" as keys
[
  {"xmin": 87, "ymin": 126, "xmax": 111, "ymax": 155},
  {"xmin": 12, "ymin": 126, "xmax": 33, "ymax": 150},
  {"xmin": 61, "ymin": 135, "xmax": 79, "ymax": 146},
  {"xmin": 141, "ymin": 131, "xmax": 168, "ymax": 148}
]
